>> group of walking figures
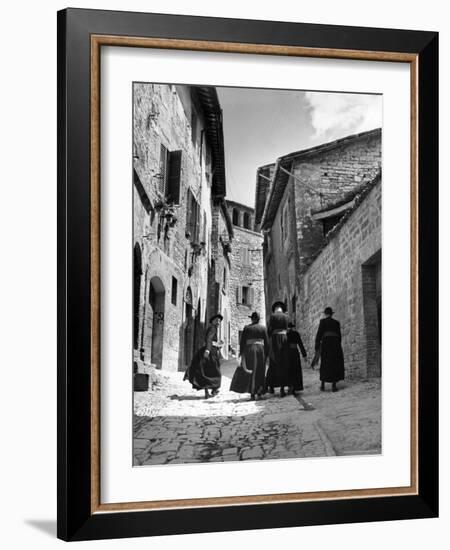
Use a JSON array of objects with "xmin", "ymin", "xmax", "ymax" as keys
[{"xmin": 184, "ymin": 301, "xmax": 345, "ymax": 400}]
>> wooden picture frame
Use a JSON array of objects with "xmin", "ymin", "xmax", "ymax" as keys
[{"xmin": 57, "ymin": 8, "xmax": 438, "ymax": 541}]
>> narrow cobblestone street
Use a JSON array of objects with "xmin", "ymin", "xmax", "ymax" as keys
[{"xmin": 134, "ymin": 360, "xmax": 381, "ymax": 465}]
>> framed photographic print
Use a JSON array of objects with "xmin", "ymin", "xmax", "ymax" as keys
[{"xmin": 57, "ymin": 8, "xmax": 438, "ymax": 541}]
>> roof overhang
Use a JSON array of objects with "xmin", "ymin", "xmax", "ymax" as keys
[
  {"xmin": 194, "ymin": 86, "xmax": 226, "ymax": 199},
  {"xmin": 311, "ymin": 199, "xmax": 356, "ymax": 220},
  {"xmin": 261, "ymin": 128, "xmax": 381, "ymax": 229}
]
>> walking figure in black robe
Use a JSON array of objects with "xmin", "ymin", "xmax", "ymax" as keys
[
  {"xmin": 314, "ymin": 307, "xmax": 345, "ymax": 392},
  {"xmin": 265, "ymin": 301, "xmax": 290, "ymax": 397},
  {"xmin": 287, "ymin": 322, "xmax": 307, "ymax": 395},
  {"xmin": 230, "ymin": 312, "xmax": 269, "ymax": 400},
  {"xmin": 183, "ymin": 314, "xmax": 223, "ymax": 398}
]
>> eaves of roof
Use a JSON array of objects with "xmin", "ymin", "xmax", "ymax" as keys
[
  {"xmin": 261, "ymin": 127, "xmax": 381, "ymax": 229},
  {"xmin": 309, "ymin": 171, "xmax": 382, "ymax": 262},
  {"xmin": 194, "ymin": 86, "xmax": 226, "ymax": 200}
]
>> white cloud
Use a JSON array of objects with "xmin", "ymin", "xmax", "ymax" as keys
[{"xmin": 303, "ymin": 92, "xmax": 382, "ymax": 142}]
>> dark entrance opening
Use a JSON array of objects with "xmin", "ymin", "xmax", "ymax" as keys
[
  {"xmin": 149, "ymin": 276, "xmax": 165, "ymax": 369},
  {"xmin": 362, "ymin": 250, "xmax": 382, "ymax": 377}
]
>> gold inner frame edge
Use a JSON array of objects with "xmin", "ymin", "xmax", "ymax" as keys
[{"xmin": 90, "ymin": 34, "xmax": 419, "ymax": 514}]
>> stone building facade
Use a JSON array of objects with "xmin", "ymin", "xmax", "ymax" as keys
[
  {"xmin": 300, "ymin": 176, "xmax": 382, "ymax": 378},
  {"xmin": 226, "ymin": 201, "xmax": 265, "ymax": 355},
  {"xmin": 133, "ymin": 83, "xmax": 228, "ymax": 372},
  {"xmin": 208, "ymin": 201, "xmax": 233, "ymax": 360},
  {"xmin": 256, "ymin": 128, "xmax": 382, "ymax": 378}
]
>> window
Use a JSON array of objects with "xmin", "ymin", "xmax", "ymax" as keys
[
  {"xmin": 236, "ymin": 285, "xmax": 254, "ymax": 307},
  {"xmin": 159, "ymin": 144, "xmax": 169, "ymax": 195},
  {"xmin": 232, "ymin": 208, "xmax": 239, "ymax": 226},
  {"xmin": 159, "ymin": 144, "xmax": 182, "ymax": 204},
  {"xmin": 171, "ymin": 277, "xmax": 178, "ymax": 306},
  {"xmin": 191, "ymin": 108, "xmax": 198, "ymax": 146},
  {"xmin": 241, "ymin": 247, "xmax": 250, "ymax": 266},
  {"xmin": 186, "ymin": 188, "xmax": 200, "ymax": 242},
  {"xmin": 243, "ymin": 212, "xmax": 251, "ymax": 229},
  {"xmin": 242, "ymin": 286, "xmax": 250, "ymax": 305}
]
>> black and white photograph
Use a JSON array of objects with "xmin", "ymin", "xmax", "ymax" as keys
[{"xmin": 132, "ymin": 83, "xmax": 382, "ymax": 466}]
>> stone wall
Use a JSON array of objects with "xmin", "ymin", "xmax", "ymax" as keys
[
  {"xmin": 227, "ymin": 199, "xmax": 255, "ymax": 231},
  {"xmin": 208, "ymin": 203, "xmax": 233, "ymax": 360},
  {"xmin": 299, "ymin": 181, "xmax": 382, "ymax": 378},
  {"xmin": 262, "ymin": 129, "xmax": 381, "ymax": 340},
  {"xmin": 228, "ymin": 225, "xmax": 265, "ymax": 353},
  {"xmin": 133, "ymin": 83, "xmax": 213, "ymax": 371},
  {"xmin": 291, "ymin": 129, "xmax": 381, "ymax": 273}
]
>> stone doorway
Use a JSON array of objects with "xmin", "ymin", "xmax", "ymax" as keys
[
  {"xmin": 149, "ymin": 276, "xmax": 165, "ymax": 369},
  {"xmin": 362, "ymin": 250, "xmax": 382, "ymax": 377}
]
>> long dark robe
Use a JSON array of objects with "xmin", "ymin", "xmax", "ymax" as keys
[
  {"xmin": 183, "ymin": 324, "xmax": 221, "ymax": 390},
  {"xmin": 287, "ymin": 329, "xmax": 307, "ymax": 391},
  {"xmin": 265, "ymin": 312, "xmax": 290, "ymax": 389},
  {"xmin": 230, "ymin": 322, "xmax": 269, "ymax": 395},
  {"xmin": 314, "ymin": 317, "xmax": 345, "ymax": 382}
]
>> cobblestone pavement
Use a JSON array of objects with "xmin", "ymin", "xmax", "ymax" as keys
[{"xmin": 134, "ymin": 361, "xmax": 381, "ymax": 466}]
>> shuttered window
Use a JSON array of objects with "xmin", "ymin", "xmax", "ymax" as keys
[
  {"xmin": 159, "ymin": 144, "xmax": 182, "ymax": 204},
  {"xmin": 237, "ymin": 285, "xmax": 254, "ymax": 307},
  {"xmin": 241, "ymin": 248, "xmax": 250, "ymax": 265},
  {"xmin": 167, "ymin": 150, "xmax": 182, "ymax": 203},
  {"xmin": 171, "ymin": 277, "xmax": 178, "ymax": 306},
  {"xmin": 186, "ymin": 188, "xmax": 200, "ymax": 242},
  {"xmin": 236, "ymin": 286, "xmax": 242, "ymax": 305},
  {"xmin": 159, "ymin": 144, "xmax": 169, "ymax": 195},
  {"xmin": 191, "ymin": 108, "xmax": 198, "ymax": 146}
]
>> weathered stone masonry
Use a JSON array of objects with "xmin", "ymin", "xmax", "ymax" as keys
[
  {"xmin": 300, "ymin": 178, "xmax": 382, "ymax": 378},
  {"xmin": 226, "ymin": 200, "xmax": 265, "ymax": 353},
  {"xmin": 133, "ymin": 84, "xmax": 227, "ymax": 372},
  {"xmin": 257, "ymin": 129, "xmax": 382, "ymax": 378}
]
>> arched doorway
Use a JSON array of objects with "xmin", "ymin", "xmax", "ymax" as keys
[
  {"xmin": 184, "ymin": 287, "xmax": 194, "ymax": 368},
  {"xmin": 133, "ymin": 243, "xmax": 142, "ymax": 350},
  {"xmin": 149, "ymin": 276, "xmax": 165, "ymax": 369}
]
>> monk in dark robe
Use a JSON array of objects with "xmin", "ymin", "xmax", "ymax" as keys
[
  {"xmin": 265, "ymin": 301, "xmax": 290, "ymax": 397},
  {"xmin": 287, "ymin": 322, "xmax": 307, "ymax": 395},
  {"xmin": 183, "ymin": 314, "xmax": 223, "ymax": 398},
  {"xmin": 230, "ymin": 312, "xmax": 269, "ymax": 400},
  {"xmin": 314, "ymin": 307, "xmax": 345, "ymax": 392}
]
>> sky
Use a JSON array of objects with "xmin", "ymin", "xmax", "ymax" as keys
[{"xmin": 217, "ymin": 87, "xmax": 382, "ymax": 207}]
